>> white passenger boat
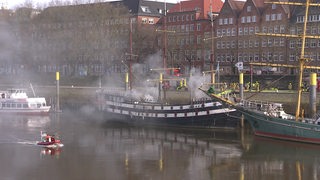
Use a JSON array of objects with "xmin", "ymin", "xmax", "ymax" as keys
[{"xmin": 0, "ymin": 89, "xmax": 51, "ymax": 115}]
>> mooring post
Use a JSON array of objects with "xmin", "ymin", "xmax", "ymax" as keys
[
  {"xmin": 310, "ymin": 72, "xmax": 317, "ymax": 118},
  {"xmin": 125, "ymin": 72, "xmax": 129, "ymax": 91},
  {"xmin": 239, "ymin": 73, "xmax": 244, "ymax": 100},
  {"xmin": 56, "ymin": 71, "xmax": 60, "ymax": 112}
]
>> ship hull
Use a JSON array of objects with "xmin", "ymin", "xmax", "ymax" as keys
[
  {"xmin": 102, "ymin": 110, "xmax": 240, "ymax": 129},
  {"xmin": 0, "ymin": 107, "xmax": 51, "ymax": 115},
  {"xmin": 241, "ymin": 108, "xmax": 320, "ymax": 144},
  {"xmin": 98, "ymin": 100, "xmax": 240, "ymax": 129}
]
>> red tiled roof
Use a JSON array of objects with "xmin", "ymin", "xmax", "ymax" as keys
[{"xmin": 169, "ymin": 0, "xmax": 223, "ymax": 14}]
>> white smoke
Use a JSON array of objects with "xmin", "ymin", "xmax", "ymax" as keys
[{"xmin": 188, "ymin": 67, "xmax": 209, "ymax": 99}]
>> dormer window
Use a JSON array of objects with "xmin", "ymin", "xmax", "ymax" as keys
[{"xmin": 141, "ymin": 6, "xmax": 151, "ymax": 13}]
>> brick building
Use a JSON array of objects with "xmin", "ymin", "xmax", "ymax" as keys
[{"xmin": 161, "ymin": 0, "xmax": 223, "ymax": 75}]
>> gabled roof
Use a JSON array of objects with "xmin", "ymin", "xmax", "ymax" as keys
[
  {"xmin": 169, "ymin": 0, "xmax": 223, "ymax": 13},
  {"xmin": 228, "ymin": 0, "xmax": 245, "ymax": 16}
]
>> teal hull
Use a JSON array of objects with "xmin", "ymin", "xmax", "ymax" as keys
[{"xmin": 241, "ymin": 107, "xmax": 320, "ymax": 144}]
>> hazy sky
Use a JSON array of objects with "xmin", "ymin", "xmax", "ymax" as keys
[{"xmin": 1, "ymin": 0, "xmax": 182, "ymax": 9}]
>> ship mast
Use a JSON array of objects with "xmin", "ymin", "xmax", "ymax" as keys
[
  {"xmin": 257, "ymin": 0, "xmax": 320, "ymax": 120},
  {"xmin": 295, "ymin": 0, "xmax": 310, "ymax": 120}
]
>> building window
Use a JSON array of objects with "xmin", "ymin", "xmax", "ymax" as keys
[
  {"xmin": 190, "ymin": 24, "xmax": 194, "ymax": 31},
  {"xmin": 271, "ymin": 14, "xmax": 276, "ymax": 21},
  {"xmin": 254, "ymin": 53, "xmax": 259, "ymax": 61},
  {"xmin": 247, "ymin": 6, "xmax": 251, "ymax": 12},
  {"xmin": 191, "ymin": 14, "xmax": 195, "ymax": 21},
  {"xmin": 222, "ymin": 29, "xmax": 226, "ymax": 36},
  {"xmin": 231, "ymin": 41, "xmax": 236, "ymax": 48},
  {"xmin": 255, "ymin": 40, "xmax": 259, "ymax": 47},
  {"xmin": 181, "ymin": 25, "xmax": 185, "ymax": 32},
  {"xmin": 219, "ymin": 19, "xmax": 223, "ymax": 25},
  {"xmin": 297, "ymin": 16, "xmax": 304, "ymax": 23},
  {"xmin": 197, "ymin": 23, "xmax": 201, "ymax": 31},
  {"xmin": 249, "ymin": 40, "xmax": 253, "ymax": 48},
  {"xmin": 252, "ymin": 16, "xmax": 256, "ymax": 22},
  {"xmin": 142, "ymin": 18, "xmax": 147, "ymax": 24},
  {"xmin": 226, "ymin": 41, "xmax": 230, "ymax": 49},
  {"xmin": 247, "ymin": 16, "xmax": 251, "ymax": 23},
  {"xmin": 238, "ymin": 27, "xmax": 243, "ymax": 35},
  {"xmin": 312, "ymin": 27, "xmax": 317, "ymax": 34},
  {"xmin": 266, "ymin": 14, "xmax": 270, "ymax": 21},
  {"xmin": 279, "ymin": 52, "xmax": 284, "ymax": 61},
  {"xmin": 255, "ymin": 26, "xmax": 259, "ymax": 33},
  {"xmin": 227, "ymin": 28, "xmax": 231, "ymax": 36},
  {"xmin": 274, "ymin": 38, "xmax": 279, "ymax": 46},
  {"xmin": 274, "ymin": 25, "xmax": 279, "ymax": 33},
  {"xmin": 311, "ymin": 39, "xmax": 317, "ymax": 48},
  {"xmin": 148, "ymin": 18, "xmax": 154, "ymax": 24},
  {"xmin": 238, "ymin": 53, "xmax": 243, "ymax": 61},
  {"xmin": 263, "ymin": 26, "xmax": 267, "ymax": 33},
  {"xmin": 262, "ymin": 39, "xmax": 267, "ymax": 47},
  {"xmin": 224, "ymin": 18, "xmax": 228, "ymax": 25},
  {"xmin": 190, "ymin": 36, "xmax": 194, "ymax": 44},
  {"xmin": 141, "ymin": 6, "xmax": 151, "ymax": 13},
  {"xmin": 272, "ymin": 4, "xmax": 276, "ymax": 9},
  {"xmin": 267, "ymin": 52, "xmax": 273, "ymax": 61},
  {"xmin": 229, "ymin": 18, "xmax": 233, "ymax": 24},
  {"xmin": 217, "ymin": 29, "xmax": 221, "ymax": 37},
  {"xmin": 238, "ymin": 41, "xmax": 243, "ymax": 48},
  {"xmin": 232, "ymin": 28, "xmax": 236, "ymax": 36},
  {"xmin": 277, "ymin": 13, "xmax": 282, "ymax": 20},
  {"xmin": 289, "ymin": 53, "xmax": 296, "ymax": 61},
  {"xmin": 244, "ymin": 27, "xmax": 248, "ymax": 35},
  {"xmin": 243, "ymin": 40, "xmax": 248, "ymax": 48},
  {"xmin": 268, "ymin": 38, "xmax": 273, "ymax": 47},
  {"xmin": 241, "ymin": 17, "xmax": 246, "ymax": 23},
  {"xmin": 280, "ymin": 38, "xmax": 285, "ymax": 46},
  {"xmin": 197, "ymin": 35, "xmax": 201, "ymax": 44},
  {"xmin": 280, "ymin": 25, "xmax": 285, "ymax": 33},
  {"xmin": 249, "ymin": 27, "xmax": 254, "ymax": 35}
]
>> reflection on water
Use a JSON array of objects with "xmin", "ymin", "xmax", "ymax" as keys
[
  {"xmin": 242, "ymin": 137, "xmax": 320, "ymax": 180},
  {"xmin": 40, "ymin": 147, "xmax": 62, "ymax": 157},
  {"xmin": 0, "ymin": 114, "xmax": 320, "ymax": 179}
]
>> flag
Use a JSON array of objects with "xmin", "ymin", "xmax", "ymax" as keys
[
  {"xmin": 216, "ymin": 62, "xmax": 219, "ymax": 71},
  {"xmin": 235, "ymin": 62, "xmax": 243, "ymax": 70}
]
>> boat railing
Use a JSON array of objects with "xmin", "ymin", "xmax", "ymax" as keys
[
  {"xmin": 239, "ymin": 99, "xmax": 277, "ymax": 112},
  {"xmin": 313, "ymin": 112, "xmax": 320, "ymax": 124}
]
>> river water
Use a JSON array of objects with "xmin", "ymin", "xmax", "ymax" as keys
[{"xmin": 0, "ymin": 113, "xmax": 320, "ymax": 180}]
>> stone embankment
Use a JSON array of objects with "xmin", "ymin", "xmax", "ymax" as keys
[{"xmin": 4, "ymin": 84, "xmax": 318, "ymax": 115}]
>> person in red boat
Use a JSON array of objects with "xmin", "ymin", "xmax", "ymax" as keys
[{"xmin": 38, "ymin": 131, "xmax": 64, "ymax": 148}]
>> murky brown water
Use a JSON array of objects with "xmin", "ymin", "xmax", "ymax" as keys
[{"xmin": 0, "ymin": 113, "xmax": 319, "ymax": 180}]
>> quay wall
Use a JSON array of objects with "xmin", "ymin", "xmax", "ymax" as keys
[{"xmin": 2, "ymin": 85, "xmax": 318, "ymax": 116}]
